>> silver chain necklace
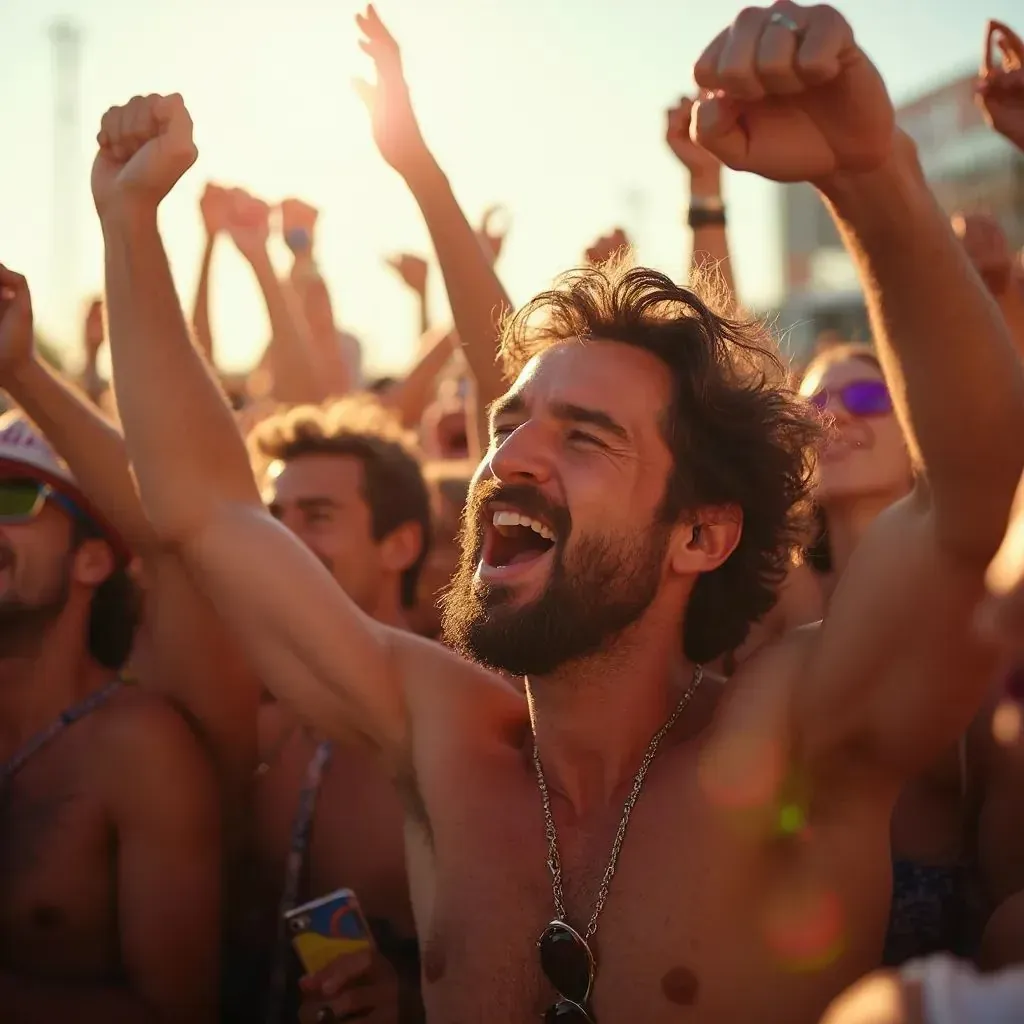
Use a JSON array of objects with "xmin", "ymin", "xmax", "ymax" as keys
[{"xmin": 531, "ymin": 664, "xmax": 704, "ymax": 940}]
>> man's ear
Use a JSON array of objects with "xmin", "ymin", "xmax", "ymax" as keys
[
  {"xmin": 668, "ymin": 506, "xmax": 743, "ymax": 576},
  {"xmin": 72, "ymin": 537, "xmax": 115, "ymax": 587},
  {"xmin": 380, "ymin": 520, "xmax": 424, "ymax": 575}
]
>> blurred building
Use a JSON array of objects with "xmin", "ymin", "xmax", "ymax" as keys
[{"xmin": 777, "ymin": 70, "xmax": 1024, "ymax": 367}]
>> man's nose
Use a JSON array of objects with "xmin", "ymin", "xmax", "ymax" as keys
[{"xmin": 488, "ymin": 421, "xmax": 555, "ymax": 486}]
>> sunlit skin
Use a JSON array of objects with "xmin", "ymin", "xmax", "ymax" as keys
[
  {"xmin": 264, "ymin": 452, "xmax": 411, "ymax": 625},
  {"xmin": 474, "ymin": 340, "xmax": 736, "ymax": 621},
  {"xmin": 254, "ymin": 451, "xmax": 419, "ymax": 1019},
  {"xmin": 799, "ymin": 355, "xmax": 912, "ymax": 515}
]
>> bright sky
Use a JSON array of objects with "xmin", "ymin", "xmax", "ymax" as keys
[{"xmin": 1, "ymin": 0, "xmax": 1019, "ymax": 377}]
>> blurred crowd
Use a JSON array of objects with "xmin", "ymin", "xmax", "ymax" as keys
[{"xmin": 2, "ymin": 5, "xmax": 1024, "ymax": 1024}]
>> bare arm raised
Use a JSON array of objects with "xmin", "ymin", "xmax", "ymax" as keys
[
  {"xmin": 93, "ymin": 94, "xmax": 466, "ymax": 769},
  {"xmin": 693, "ymin": 4, "xmax": 1024, "ymax": 782},
  {"xmin": 356, "ymin": 5, "xmax": 511, "ymax": 415}
]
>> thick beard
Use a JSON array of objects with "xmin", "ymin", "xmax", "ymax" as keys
[{"xmin": 441, "ymin": 519, "xmax": 669, "ymax": 678}]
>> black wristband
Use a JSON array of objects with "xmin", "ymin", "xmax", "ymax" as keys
[{"xmin": 688, "ymin": 207, "xmax": 727, "ymax": 229}]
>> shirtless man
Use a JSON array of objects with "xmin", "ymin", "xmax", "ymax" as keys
[
  {"xmin": 95, "ymin": 4, "xmax": 1024, "ymax": 1022},
  {"xmin": 0, "ymin": 273, "xmax": 221, "ymax": 1023},
  {"xmin": 236, "ymin": 399, "xmax": 430, "ymax": 1024}
]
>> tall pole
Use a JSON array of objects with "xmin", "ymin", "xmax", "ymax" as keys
[{"xmin": 49, "ymin": 19, "xmax": 81, "ymax": 346}]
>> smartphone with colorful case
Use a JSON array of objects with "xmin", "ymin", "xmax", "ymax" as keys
[{"xmin": 284, "ymin": 888, "xmax": 373, "ymax": 975}]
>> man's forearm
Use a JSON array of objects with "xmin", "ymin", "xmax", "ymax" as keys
[
  {"xmin": 821, "ymin": 137, "xmax": 1024, "ymax": 558},
  {"xmin": 0, "ymin": 972, "xmax": 165, "ymax": 1024},
  {"xmin": 247, "ymin": 253, "xmax": 325, "ymax": 404},
  {"xmin": 191, "ymin": 235, "xmax": 216, "ymax": 363},
  {"xmin": 405, "ymin": 157, "xmax": 511, "ymax": 411},
  {"xmin": 102, "ymin": 203, "xmax": 261, "ymax": 542},
  {"xmin": 5, "ymin": 355, "xmax": 154, "ymax": 551},
  {"xmin": 688, "ymin": 171, "xmax": 737, "ymax": 308}
]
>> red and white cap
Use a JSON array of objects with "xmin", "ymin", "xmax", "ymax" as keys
[{"xmin": 0, "ymin": 410, "xmax": 131, "ymax": 562}]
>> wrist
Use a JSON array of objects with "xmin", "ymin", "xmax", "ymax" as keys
[
  {"xmin": 688, "ymin": 170, "xmax": 722, "ymax": 200},
  {"xmin": 815, "ymin": 130, "xmax": 922, "ymax": 210},
  {"xmin": 99, "ymin": 196, "xmax": 160, "ymax": 238},
  {"xmin": 4, "ymin": 351, "xmax": 45, "ymax": 393},
  {"xmin": 402, "ymin": 153, "xmax": 448, "ymax": 198}
]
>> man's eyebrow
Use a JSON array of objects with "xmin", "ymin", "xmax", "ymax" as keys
[
  {"xmin": 549, "ymin": 401, "xmax": 630, "ymax": 443},
  {"xmin": 488, "ymin": 393, "xmax": 526, "ymax": 427}
]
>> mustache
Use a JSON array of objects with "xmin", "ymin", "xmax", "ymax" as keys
[{"xmin": 465, "ymin": 479, "xmax": 571, "ymax": 541}]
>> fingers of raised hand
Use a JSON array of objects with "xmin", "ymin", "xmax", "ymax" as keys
[
  {"xmin": 694, "ymin": 3, "xmax": 851, "ymax": 100},
  {"xmin": 666, "ymin": 97, "xmax": 695, "ymax": 140}
]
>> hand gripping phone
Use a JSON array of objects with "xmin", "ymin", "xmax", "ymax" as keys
[{"xmin": 284, "ymin": 887, "xmax": 373, "ymax": 975}]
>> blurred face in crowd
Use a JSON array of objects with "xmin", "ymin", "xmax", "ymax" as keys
[
  {"xmin": 0, "ymin": 480, "xmax": 105, "ymax": 655},
  {"xmin": 413, "ymin": 474, "xmax": 469, "ymax": 639},
  {"xmin": 441, "ymin": 341, "xmax": 681, "ymax": 677},
  {"xmin": 265, "ymin": 453, "xmax": 389, "ymax": 615},
  {"xmin": 801, "ymin": 354, "xmax": 912, "ymax": 505}
]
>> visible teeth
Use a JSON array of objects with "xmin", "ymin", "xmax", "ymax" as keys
[{"xmin": 491, "ymin": 510, "xmax": 555, "ymax": 542}]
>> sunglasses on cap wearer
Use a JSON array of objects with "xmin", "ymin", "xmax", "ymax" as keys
[
  {"xmin": 0, "ymin": 479, "xmax": 81, "ymax": 525},
  {"xmin": 809, "ymin": 379, "xmax": 893, "ymax": 418}
]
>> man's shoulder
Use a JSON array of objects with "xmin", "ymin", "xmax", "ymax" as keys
[{"xmin": 90, "ymin": 685, "xmax": 218, "ymax": 814}]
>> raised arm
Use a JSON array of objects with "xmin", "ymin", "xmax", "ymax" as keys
[
  {"xmin": 356, "ymin": 5, "xmax": 511, "ymax": 413},
  {"xmin": 191, "ymin": 183, "xmax": 231, "ymax": 364},
  {"xmin": 693, "ymin": 4, "xmax": 1024, "ymax": 779},
  {"xmin": 666, "ymin": 96, "xmax": 738, "ymax": 308},
  {"xmin": 953, "ymin": 212, "xmax": 1024, "ymax": 358},
  {"xmin": 0, "ymin": 265, "xmax": 259, "ymax": 797},
  {"xmin": 280, "ymin": 198, "xmax": 353, "ymax": 396},
  {"xmin": 225, "ymin": 190, "xmax": 326, "ymax": 405},
  {"xmin": 93, "ymin": 92, "xmax": 449, "ymax": 767}
]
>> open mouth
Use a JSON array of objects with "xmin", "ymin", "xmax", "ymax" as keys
[{"xmin": 481, "ymin": 506, "xmax": 557, "ymax": 569}]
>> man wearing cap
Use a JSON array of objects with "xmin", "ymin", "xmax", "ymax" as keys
[{"xmin": 0, "ymin": 269, "xmax": 222, "ymax": 1022}]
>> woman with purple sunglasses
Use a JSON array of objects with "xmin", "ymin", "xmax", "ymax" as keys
[{"xmin": 800, "ymin": 343, "xmax": 1023, "ymax": 975}]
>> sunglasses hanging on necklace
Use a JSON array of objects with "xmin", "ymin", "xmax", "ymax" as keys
[{"xmin": 532, "ymin": 665, "xmax": 704, "ymax": 1022}]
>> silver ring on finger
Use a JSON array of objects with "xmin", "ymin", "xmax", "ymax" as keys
[{"xmin": 768, "ymin": 10, "xmax": 802, "ymax": 34}]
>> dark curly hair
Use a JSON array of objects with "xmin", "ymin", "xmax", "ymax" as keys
[{"xmin": 498, "ymin": 262, "xmax": 824, "ymax": 664}]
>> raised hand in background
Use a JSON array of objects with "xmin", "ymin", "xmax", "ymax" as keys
[
  {"xmin": 666, "ymin": 96, "xmax": 721, "ymax": 190},
  {"xmin": 355, "ymin": 3, "xmax": 512, "ymax": 452},
  {"xmin": 952, "ymin": 211, "xmax": 1015, "ymax": 296},
  {"xmin": 82, "ymin": 297, "xmax": 107, "ymax": 403},
  {"xmin": 477, "ymin": 205, "xmax": 509, "ymax": 266},
  {"xmin": 355, "ymin": 4, "xmax": 431, "ymax": 182},
  {"xmin": 280, "ymin": 198, "xmax": 319, "ymax": 255},
  {"xmin": 385, "ymin": 253, "xmax": 428, "ymax": 296},
  {"xmin": 666, "ymin": 95, "xmax": 737, "ymax": 306},
  {"xmin": 225, "ymin": 189, "xmax": 272, "ymax": 263},
  {"xmin": 200, "ymin": 183, "xmax": 232, "ymax": 238},
  {"xmin": 0, "ymin": 264, "xmax": 34, "ymax": 376},
  {"xmin": 977, "ymin": 20, "xmax": 1024, "ymax": 152},
  {"xmin": 585, "ymin": 227, "xmax": 631, "ymax": 266}
]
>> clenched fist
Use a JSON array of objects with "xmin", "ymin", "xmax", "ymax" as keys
[
  {"xmin": 585, "ymin": 228, "xmax": 631, "ymax": 267},
  {"xmin": 92, "ymin": 93, "xmax": 197, "ymax": 216},
  {"xmin": 666, "ymin": 97, "xmax": 721, "ymax": 185},
  {"xmin": 0, "ymin": 265, "xmax": 35, "ymax": 377},
  {"xmin": 691, "ymin": 3, "xmax": 895, "ymax": 184}
]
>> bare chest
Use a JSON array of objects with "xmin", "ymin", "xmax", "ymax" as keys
[
  {"xmin": 413, "ymin": 744, "xmax": 890, "ymax": 1024},
  {"xmin": 0, "ymin": 740, "xmax": 116, "ymax": 980},
  {"xmin": 254, "ymin": 732, "xmax": 413, "ymax": 930}
]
